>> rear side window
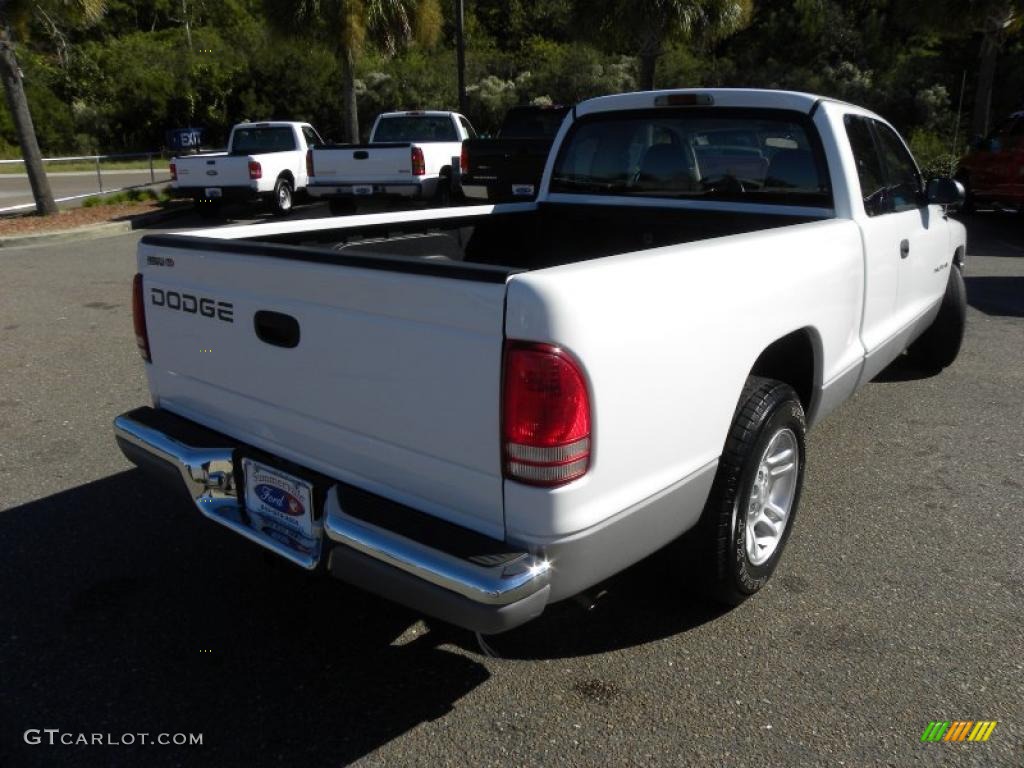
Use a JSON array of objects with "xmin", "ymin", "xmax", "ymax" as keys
[
  {"xmin": 373, "ymin": 116, "xmax": 459, "ymax": 143},
  {"xmin": 549, "ymin": 108, "xmax": 831, "ymax": 207},
  {"xmin": 302, "ymin": 126, "xmax": 324, "ymax": 147},
  {"xmin": 843, "ymin": 115, "xmax": 887, "ymax": 216},
  {"xmin": 872, "ymin": 122, "xmax": 922, "ymax": 212},
  {"xmin": 231, "ymin": 127, "xmax": 297, "ymax": 154},
  {"xmin": 458, "ymin": 116, "xmax": 477, "ymax": 139}
]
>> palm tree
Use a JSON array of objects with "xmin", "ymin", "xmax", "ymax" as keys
[
  {"xmin": 293, "ymin": 0, "xmax": 442, "ymax": 143},
  {"xmin": 580, "ymin": 0, "xmax": 753, "ymax": 91},
  {"xmin": 0, "ymin": 1, "xmax": 105, "ymax": 216}
]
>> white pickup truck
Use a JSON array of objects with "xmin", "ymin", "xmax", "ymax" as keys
[
  {"xmin": 170, "ymin": 121, "xmax": 324, "ymax": 216},
  {"xmin": 117, "ymin": 89, "xmax": 966, "ymax": 635},
  {"xmin": 306, "ymin": 110, "xmax": 475, "ymax": 213}
]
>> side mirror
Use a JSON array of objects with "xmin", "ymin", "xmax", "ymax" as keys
[{"xmin": 926, "ymin": 178, "xmax": 964, "ymax": 205}]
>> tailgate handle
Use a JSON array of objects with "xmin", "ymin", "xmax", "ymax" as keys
[
  {"xmin": 353, "ymin": 150, "xmax": 368, "ymax": 160},
  {"xmin": 254, "ymin": 311, "xmax": 300, "ymax": 349}
]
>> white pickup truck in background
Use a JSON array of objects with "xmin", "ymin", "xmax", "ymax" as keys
[
  {"xmin": 117, "ymin": 89, "xmax": 966, "ymax": 636},
  {"xmin": 306, "ymin": 111, "xmax": 475, "ymax": 213},
  {"xmin": 171, "ymin": 121, "xmax": 324, "ymax": 216}
]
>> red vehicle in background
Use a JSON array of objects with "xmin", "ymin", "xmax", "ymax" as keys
[{"xmin": 956, "ymin": 110, "xmax": 1024, "ymax": 212}]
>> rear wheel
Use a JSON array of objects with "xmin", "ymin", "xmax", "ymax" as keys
[
  {"xmin": 906, "ymin": 266, "xmax": 966, "ymax": 371},
  {"xmin": 695, "ymin": 377, "xmax": 807, "ymax": 605},
  {"xmin": 271, "ymin": 177, "xmax": 293, "ymax": 215},
  {"xmin": 434, "ymin": 172, "xmax": 452, "ymax": 207}
]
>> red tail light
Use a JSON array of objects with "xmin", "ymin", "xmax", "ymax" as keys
[
  {"xmin": 411, "ymin": 146, "xmax": 425, "ymax": 176},
  {"xmin": 460, "ymin": 144, "xmax": 469, "ymax": 175},
  {"xmin": 169, "ymin": 162, "xmax": 177, "ymax": 181},
  {"xmin": 502, "ymin": 341, "xmax": 591, "ymax": 486},
  {"xmin": 248, "ymin": 160, "xmax": 262, "ymax": 180},
  {"xmin": 132, "ymin": 273, "xmax": 151, "ymax": 363},
  {"xmin": 306, "ymin": 149, "xmax": 314, "ymax": 178}
]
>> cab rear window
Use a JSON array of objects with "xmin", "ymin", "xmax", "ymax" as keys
[
  {"xmin": 550, "ymin": 108, "xmax": 831, "ymax": 207},
  {"xmin": 373, "ymin": 116, "xmax": 458, "ymax": 143},
  {"xmin": 230, "ymin": 127, "xmax": 296, "ymax": 154}
]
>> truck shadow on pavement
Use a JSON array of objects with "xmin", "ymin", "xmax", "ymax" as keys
[
  {"xmin": 431, "ymin": 548, "xmax": 729, "ymax": 662},
  {"xmin": 964, "ymin": 276, "xmax": 1024, "ymax": 318},
  {"xmin": 0, "ymin": 470, "xmax": 489, "ymax": 768}
]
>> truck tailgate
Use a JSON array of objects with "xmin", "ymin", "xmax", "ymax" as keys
[
  {"xmin": 311, "ymin": 143, "xmax": 413, "ymax": 183},
  {"xmin": 175, "ymin": 154, "xmax": 249, "ymax": 188},
  {"xmin": 137, "ymin": 235, "xmax": 509, "ymax": 538},
  {"xmin": 465, "ymin": 138, "xmax": 550, "ymax": 182}
]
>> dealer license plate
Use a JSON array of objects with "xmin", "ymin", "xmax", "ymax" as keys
[
  {"xmin": 242, "ymin": 458, "xmax": 318, "ymax": 556},
  {"xmin": 352, "ymin": 184, "xmax": 373, "ymax": 196},
  {"xmin": 511, "ymin": 184, "xmax": 535, "ymax": 197},
  {"xmin": 203, "ymin": 187, "xmax": 222, "ymax": 198}
]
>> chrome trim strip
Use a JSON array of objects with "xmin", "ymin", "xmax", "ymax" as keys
[
  {"xmin": 323, "ymin": 486, "xmax": 551, "ymax": 606},
  {"xmin": 113, "ymin": 414, "xmax": 321, "ymax": 570}
]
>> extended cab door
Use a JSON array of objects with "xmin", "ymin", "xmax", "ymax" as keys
[
  {"xmin": 870, "ymin": 120, "xmax": 950, "ymax": 325},
  {"xmin": 843, "ymin": 114, "xmax": 947, "ymax": 379}
]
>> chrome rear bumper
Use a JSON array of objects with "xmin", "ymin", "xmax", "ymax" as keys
[{"xmin": 113, "ymin": 407, "xmax": 551, "ymax": 633}]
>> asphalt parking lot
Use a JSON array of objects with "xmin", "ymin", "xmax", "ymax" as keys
[{"xmin": 0, "ymin": 208, "xmax": 1021, "ymax": 767}]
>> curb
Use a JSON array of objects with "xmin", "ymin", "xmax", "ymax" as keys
[{"xmin": 0, "ymin": 204, "xmax": 192, "ymax": 248}]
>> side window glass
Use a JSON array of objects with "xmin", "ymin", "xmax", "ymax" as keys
[
  {"xmin": 844, "ymin": 115, "xmax": 886, "ymax": 216},
  {"xmin": 302, "ymin": 126, "xmax": 323, "ymax": 147},
  {"xmin": 459, "ymin": 116, "xmax": 477, "ymax": 139},
  {"xmin": 873, "ymin": 122, "xmax": 922, "ymax": 212}
]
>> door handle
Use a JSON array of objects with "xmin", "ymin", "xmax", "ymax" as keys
[
  {"xmin": 254, "ymin": 310, "xmax": 300, "ymax": 348},
  {"xmin": 900, "ymin": 239, "xmax": 910, "ymax": 259}
]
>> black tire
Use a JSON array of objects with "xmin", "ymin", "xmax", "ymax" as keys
[
  {"xmin": 329, "ymin": 198, "xmax": 356, "ymax": 216},
  {"xmin": 906, "ymin": 266, "xmax": 966, "ymax": 371},
  {"xmin": 271, "ymin": 177, "xmax": 293, "ymax": 215},
  {"xmin": 194, "ymin": 198, "xmax": 222, "ymax": 219},
  {"xmin": 434, "ymin": 171, "xmax": 452, "ymax": 207},
  {"xmin": 695, "ymin": 377, "xmax": 807, "ymax": 605}
]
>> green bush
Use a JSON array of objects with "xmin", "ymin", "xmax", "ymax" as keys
[
  {"xmin": 909, "ymin": 129, "xmax": 960, "ymax": 179},
  {"xmin": 81, "ymin": 187, "xmax": 169, "ymax": 207}
]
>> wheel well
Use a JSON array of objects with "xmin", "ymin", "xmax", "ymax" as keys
[
  {"xmin": 954, "ymin": 245, "xmax": 965, "ymax": 270},
  {"xmin": 277, "ymin": 170, "xmax": 294, "ymax": 186},
  {"xmin": 749, "ymin": 329, "xmax": 817, "ymax": 412}
]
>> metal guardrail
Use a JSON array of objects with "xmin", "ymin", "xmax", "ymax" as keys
[{"xmin": 0, "ymin": 151, "xmax": 172, "ymax": 214}]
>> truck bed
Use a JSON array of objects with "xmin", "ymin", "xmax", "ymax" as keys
[{"xmin": 191, "ymin": 203, "xmax": 821, "ymax": 272}]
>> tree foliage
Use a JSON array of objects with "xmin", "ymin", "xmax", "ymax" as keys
[{"xmin": 1, "ymin": 0, "xmax": 1021, "ymax": 156}]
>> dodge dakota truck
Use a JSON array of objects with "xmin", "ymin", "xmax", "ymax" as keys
[
  {"xmin": 459, "ymin": 104, "xmax": 570, "ymax": 201},
  {"xmin": 116, "ymin": 89, "xmax": 966, "ymax": 636},
  {"xmin": 306, "ymin": 110, "xmax": 475, "ymax": 214},
  {"xmin": 170, "ymin": 121, "xmax": 323, "ymax": 216}
]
